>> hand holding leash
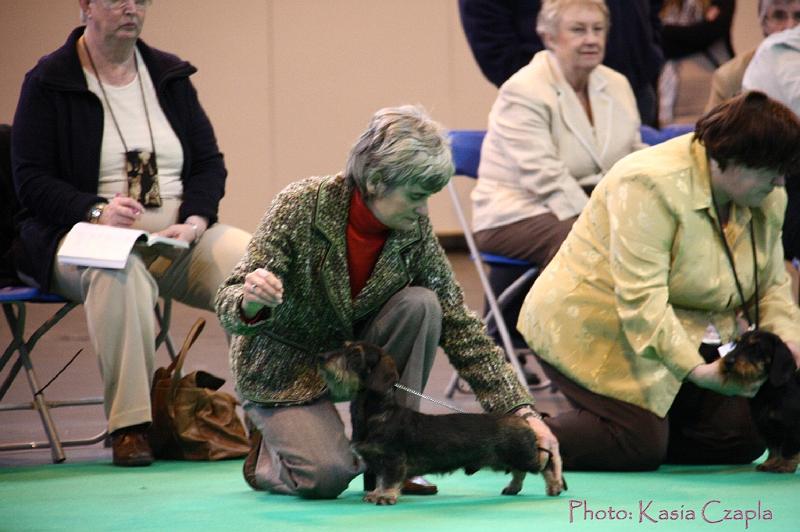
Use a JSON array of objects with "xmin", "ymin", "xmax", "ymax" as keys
[
  {"xmin": 522, "ymin": 413, "xmax": 564, "ymax": 496},
  {"xmin": 241, "ymin": 268, "xmax": 284, "ymax": 318}
]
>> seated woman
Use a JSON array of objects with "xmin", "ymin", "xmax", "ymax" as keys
[
  {"xmin": 658, "ymin": 0, "xmax": 735, "ymax": 125},
  {"xmin": 11, "ymin": 0, "xmax": 250, "ymax": 466},
  {"xmin": 518, "ymin": 91, "xmax": 800, "ymax": 470},
  {"xmin": 215, "ymin": 105, "xmax": 563, "ymax": 499},
  {"xmin": 472, "ymin": 0, "xmax": 643, "ymax": 268},
  {"xmin": 705, "ymin": 0, "xmax": 800, "ymax": 111}
]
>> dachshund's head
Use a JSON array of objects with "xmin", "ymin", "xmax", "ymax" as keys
[
  {"xmin": 318, "ymin": 342, "xmax": 400, "ymax": 400},
  {"xmin": 721, "ymin": 330, "xmax": 797, "ymax": 387}
]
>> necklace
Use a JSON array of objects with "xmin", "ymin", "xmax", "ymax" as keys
[{"xmin": 82, "ymin": 38, "xmax": 156, "ymax": 160}]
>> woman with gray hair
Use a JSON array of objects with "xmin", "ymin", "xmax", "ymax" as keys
[
  {"xmin": 705, "ymin": 0, "xmax": 800, "ymax": 110},
  {"xmin": 471, "ymin": 0, "xmax": 643, "ymax": 274},
  {"xmin": 216, "ymin": 105, "xmax": 562, "ymax": 500}
]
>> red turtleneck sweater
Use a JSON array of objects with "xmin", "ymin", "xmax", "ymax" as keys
[{"xmin": 347, "ymin": 188, "xmax": 389, "ymax": 299}]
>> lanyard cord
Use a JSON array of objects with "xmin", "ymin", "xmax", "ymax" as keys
[
  {"xmin": 83, "ymin": 38, "xmax": 156, "ymax": 155},
  {"xmin": 710, "ymin": 193, "xmax": 760, "ymax": 329}
]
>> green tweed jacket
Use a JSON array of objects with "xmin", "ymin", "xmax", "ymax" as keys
[{"xmin": 216, "ymin": 174, "xmax": 532, "ymax": 413}]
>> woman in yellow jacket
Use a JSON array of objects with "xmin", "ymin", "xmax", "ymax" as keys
[{"xmin": 519, "ymin": 91, "xmax": 800, "ymax": 470}]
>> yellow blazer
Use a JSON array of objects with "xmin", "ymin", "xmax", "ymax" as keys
[
  {"xmin": 519, "ymin": 134, "xmax": 800, "ymax": 417},
  {"xmin": 472, "ymin": 50, "xmax": 642, "ymax": 232}
]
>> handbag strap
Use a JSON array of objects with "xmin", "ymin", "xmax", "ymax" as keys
[{"xmin": 167, "ymin": 318, "xmax": 206, "ymax": 399}]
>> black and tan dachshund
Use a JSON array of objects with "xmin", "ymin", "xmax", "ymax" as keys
[
  {"xmin": 721, "ymin": 330, "xmax": 800, "ymax": 473},
  {"xmin": 318, "ymin": 341, "xmax": 565, "ymax": 505}
]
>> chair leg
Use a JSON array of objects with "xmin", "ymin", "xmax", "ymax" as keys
[
  {"xmin": 1, "ymin": 302, "xmax": 66, "ymax": 462},
  {"xmin": 489, "ymin": 268, "xmax": 552, "ymax": 391},
  {"xmin": 446, "ymin": 182, "xmax": 528, "ymax": 388},
  {"xmin": 444, "ymin": 371, "xmax": 460, "ymax": 399},
  {"xmin": 154, "ymin": 297, "xmax": 177, "ymax": 362},
  {"xmin": 2, "ymin": 295, "xmax": 175, "ymax": 462},
  {"xmin": 23, "ymin": 351, "xmax": 67, "ymax": 463}
]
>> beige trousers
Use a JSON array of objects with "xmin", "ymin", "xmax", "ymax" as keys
[{"xmin": 51, "ymin": 200, "xmax": 251, "ymax": 433}]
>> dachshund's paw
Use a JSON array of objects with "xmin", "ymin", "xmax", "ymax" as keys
[
  {"xmin": 544, "ymin": 470, "xmax": 566, "ymax": 496},
  {"xmin": 364, "ymin": 490, "xmax": 399, "ymax": 505},
  {"xmin": 501, "ymin": 470, "xmax": 524, "ymax": 495},
  {"xmin": 546, "ymin": 480, "xmax": 566, "ymax": 496}
]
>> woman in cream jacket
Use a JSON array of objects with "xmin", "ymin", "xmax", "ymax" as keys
[{"xmin": 472, "ymin": 0, "xmax": 643, "ymax": 267}]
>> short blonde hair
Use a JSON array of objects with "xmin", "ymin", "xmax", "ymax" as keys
[{"xmin": 536, "ymin": 0, "xmax": 611, "ymax": 41}]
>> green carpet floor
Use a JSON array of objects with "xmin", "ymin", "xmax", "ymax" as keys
[{"xmin": 1, "ymin": 459, "xmax": 795, "ymax": 531}]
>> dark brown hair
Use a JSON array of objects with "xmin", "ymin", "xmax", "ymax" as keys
[{"xmin": 694, "ymin": 91, "xmax": 800, "ymax": 175}]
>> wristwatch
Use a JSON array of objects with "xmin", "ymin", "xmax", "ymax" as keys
[{"xmin": 87, "ymin": 203, "xmax": 105, "ymax": 224}]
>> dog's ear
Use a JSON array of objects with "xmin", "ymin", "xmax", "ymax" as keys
[
  {"xmin": 365, "ymin": 355, "xmax": 399, "ymax": 394},
  {"xmin": 769, "ymin": 337, "xmax": 797, "ymax": 387}
]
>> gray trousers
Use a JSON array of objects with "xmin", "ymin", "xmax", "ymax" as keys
[{"xmin": 243, "ymin": 286, "xmax": 442, "ymax": 498}]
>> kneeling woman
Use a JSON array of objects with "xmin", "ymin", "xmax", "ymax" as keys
[
  {"xmin": 519, "ymin": 91, "xmax": 800, "ymax": 470},
  {"xmin": 216, "ymin": 106, "xmax": 561, "ymax": 498}
]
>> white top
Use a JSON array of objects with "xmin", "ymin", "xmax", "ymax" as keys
[
  {"xmin": 742, "ymin": 25, "xmax": 800, "ymax": 116},
  {"xmin": 84, "ymin": 47, "xmax": 184, "ymax": 200},
  {"xmin": 471, "ymin": 51, "xmax": 643, "ymax": 233}
]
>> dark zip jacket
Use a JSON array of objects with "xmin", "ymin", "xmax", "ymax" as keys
[{"xmin": 11, "ymin": 26, "xmax": 227, "ymax": 290}]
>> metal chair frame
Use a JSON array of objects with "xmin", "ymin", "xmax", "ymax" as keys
[
  {"xmin": 444, "ymin": 130, "xmax": 545, "ymax": 397},
  {"xmin": 0, "ymin": 285, "xmax": 176, "ymax": 463}
]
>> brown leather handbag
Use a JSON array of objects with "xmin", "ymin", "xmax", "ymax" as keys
[{"xmin": 149, "ymin": 318, "xmax": 250, "ymax": 460}]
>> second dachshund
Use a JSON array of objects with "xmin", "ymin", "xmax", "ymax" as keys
[{"xmin": 721, "ymin": 329, "xmax": 800, "ymax": 473}]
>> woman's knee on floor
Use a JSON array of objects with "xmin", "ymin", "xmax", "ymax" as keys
[
  {"xmin": 294, "ymin": 458, "xmax": 358, "ymax": 499},
  {"xmin": 614, "ymin": 420, "xmax": 668, "ymax": 471},
  {"xmin": 554, "ymin": 418, "xmax": 667, "ymax": 471}
]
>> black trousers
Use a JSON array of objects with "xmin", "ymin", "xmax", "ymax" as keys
[{"xmin": 540, "ymin": 345, "xmax": 765, "ymax": 471}]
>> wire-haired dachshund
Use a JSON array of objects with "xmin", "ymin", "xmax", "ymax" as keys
[
  {"xmin": 721, "ymin": 330, "xmax": 800, "ymax": 473},
  {"xmin": 318, "ymin": 341, "xmax": 566, "ymax": 505}
]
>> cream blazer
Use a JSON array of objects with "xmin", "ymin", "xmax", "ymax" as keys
[
  {"xmin": 472, "ymin": 51, "xmax": 643, "ymax": 233},
  {"xmin": 518, "ymin": 135, "xmax": 800, "ymax": 417}
]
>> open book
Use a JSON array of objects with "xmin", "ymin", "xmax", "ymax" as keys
[{"xmin": 57, "ymin": 222, "xmax": 189, "ymax": 269}]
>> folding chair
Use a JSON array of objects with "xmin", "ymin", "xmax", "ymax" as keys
[
  {"xmin": 444, "ymin": 125, "xmax": 698, "ymax": 398},
  {"xmin": 444, "ymin": 130, "xmax": 542, "ymax": 397},
  {"xmin": 0, "ymin": 286, "xmax": 176, "ymax": 463},
  {"xmin": 0, "ymin": 122, "xmax": 178, "ymax": 463}
]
